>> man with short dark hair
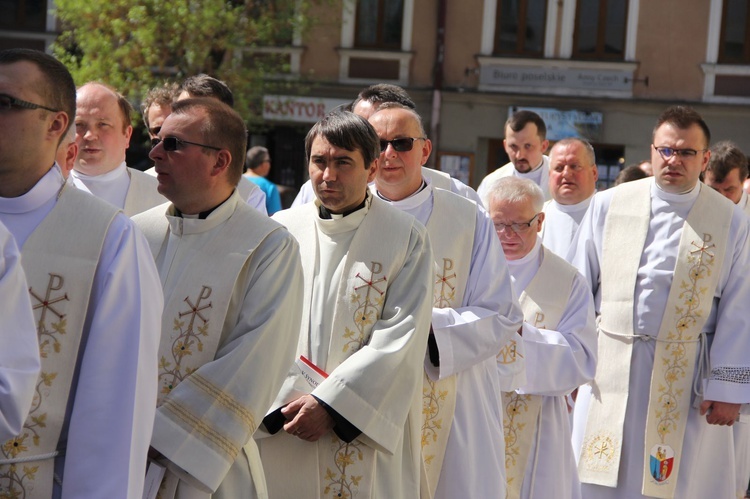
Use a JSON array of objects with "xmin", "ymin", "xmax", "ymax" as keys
[
  {"xmin": 245, "ymin": 146, "xmax": 282, "ymax": 214},
  {"xmin": 478, "ymin": 110, "xmax": 552, "ymax": 201},
  {"xmin": 134, "ymin": 97, "xmax": 303, "ymax": 498},
  {"xmin": 73, "ymin": 81, "xmax": 166, "ymax": 215},
  {"xmin": 541, "ymin": 137, "xmax": 598, "ymax": 258},
  {"xmin": 259, "ymin": 111, "xmax": 433, "ymax": 499},
  {"xmin": 369, "ymin": 103, "xmax": 523, "ymax": 499},
  {"xmin": 142, "ymin": 81, "xmax": 178, "ymax": 139},
  {"xmin": 704, "ymin": 140, "xmax": 750, "ymax": 214},
  {"xmin": 0, "ymin": 48, "xmax": 161, "ymax": 498},
  {"xmin": 572, "ymin": 106, "xmax": 750, "ymax": 499}
]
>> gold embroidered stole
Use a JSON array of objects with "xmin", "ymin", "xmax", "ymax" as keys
[
  {"xmin": 136, "ymin": 199, "xmax": 278, "ymax": 465},
  {"xmin": 269, "ymin": 195, "xmax": 417, "ymax": 498},
  {"xmin": 503, "ymin": 247, "xmax": 576, "ymax": 499},
  {"xmin": 0, "ymin": 187, "xmax": 117, "ymax": 498},
  {"xmin": 421, "ymin": 188, "xmax": 475, "ymax": 497},
  {"xmin": 122, "ymin": 167, "xmax": 166, "ymax": 217},
  {"xmin": 579, "ymin": 181, "xmax": 731, "ymax": 498}
]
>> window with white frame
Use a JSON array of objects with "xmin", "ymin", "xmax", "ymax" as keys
[{"xmin": 703, "ymin": 0, "xmax": 750, "ymax": 101}]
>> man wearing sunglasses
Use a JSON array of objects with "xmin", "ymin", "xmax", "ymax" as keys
[
  {"xmin": 72, "ymin": 82, "xmax": 166, "ymax": 216},
  {"xmin": 484, "ymin": 176, "xmax": 596, "ymax": 499},
  {"xmin": 571, "ymin": 106, "xmax": 750, "ymax": 499},
  {"xmin": 369, "ymin": 103, "xmax": 524, "ymax": 499},
  {"xmin": 132, "ymin": 97, "xmax": 303, "ymax": 498},
  {"xmin": 478, "ymin": 110, "xmax": 552, "ymax": 202},
  {"xmin": 0, "ymin": 48, "xmax": 162, "ymax": 498}
]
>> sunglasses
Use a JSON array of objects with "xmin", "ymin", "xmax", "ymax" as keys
[
  {"xmin": 380, "ymin": 137, "xmax": 425, "ymax": 153},
  {"xmin": 0, "ymin": 93, "xmax": 60, "ymax": 113},
  {"xmin": 151, "ymin": 136, "xmax": 221, "ymax": 152}
]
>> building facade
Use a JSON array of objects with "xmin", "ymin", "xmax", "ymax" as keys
[{"xmin": 5, "ymin": 0, "xmax": 750, "ymax": 190}]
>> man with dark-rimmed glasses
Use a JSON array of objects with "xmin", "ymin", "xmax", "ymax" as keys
[
  {"xmin": 0, "ymin": 48, "xmax": 162, "ymax": 497},
  {"xmin": 369, "ymin": 102, "xmax": 524, "ymax": 499},
  {"xmin": 132, "ymin": 97, "xmax": 303, "ymax": 498},
  {"xmin": 571, "ymin": 106, "xmax": 750, "ymax": 499}
]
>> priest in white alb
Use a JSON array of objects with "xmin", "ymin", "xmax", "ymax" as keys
[
  {"xmin": 541, "ymin": 138, "xmax": 598, "ymax": 259},
  {"xmin": 133, "ymin": 97, "xmax": 303, "ymax": 498},
  {"xmin": 571, "ymin": 106, "xmax": 750, "ymax": 499},
  {"xmin": 0, "ymin": 48, "xmax": 161, "ymax": 498},
  {"xmin": 258, "ymin": 111, "xmax": 433, "ymax": 499},
  {"xmin": 72, "ymin": 82, "xmax": 166, "ymax": 216},
  {"xmin": 369, "ymin": 103, "xmax": 524, "ymax": 499},
  {"xmin": 484, "ymin": 176, "xmax": 597, "ymax": 499},
  {"xmin": 478, "ymin": 110, "xmax": 552, "ymax": 201}
]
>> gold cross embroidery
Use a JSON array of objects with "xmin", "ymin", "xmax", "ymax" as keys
[
  {"xmin": 180, "ymin": 285, "xmax": 213, "ymax": 328},
  {"xmin": 29, "ymin": 273, "xmax": 69, "ymax": 328}
]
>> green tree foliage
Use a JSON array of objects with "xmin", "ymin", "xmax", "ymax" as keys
[{"xmin": 52, "ymin": 0, "xmax": 312, "ymax": 124}]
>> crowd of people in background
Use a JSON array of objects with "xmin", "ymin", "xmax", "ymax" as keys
[{"xmin": 1, "ymin": 47, "xmax": 750, "ymax": 499}]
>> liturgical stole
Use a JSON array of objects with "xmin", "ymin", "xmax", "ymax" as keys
[
  {"xmin": 420, "ymin": 188, "xmax": 475, "ymax": 497},
  {"xmin": 578, "ymin": 180, "xmax": 731, "ymax": 499},
  {"xmin": 136, "ymin": 199, "xmax": 282, "ymax": 498},
  {"xmin": 0, "ymin": 187, "xmax": 117, "ymax": 498},
  {"xmin": 263, "ymin": 195, "xmax": 418, "ymax": 498},
  {"xmin": 122, "ymin": 167, "xmax": 165, "ymax": 217},
  {"xmin": 503, "ymin": 247, "xmax": 576, "ymax": 499}
]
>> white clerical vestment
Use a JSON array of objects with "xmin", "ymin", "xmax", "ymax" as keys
[
  {"xmin": 735, "ymin": 188, "xmax": 750, "ymax": 499},
  {"xmin": 133, "ymin": 190, "xmax": 303, "ymax": 498},
  {"xmin": 505, "ymin": 239, "xmax": 597, "ymax": 499},
  {"xmin": 0, "ymin": 222, "xmax": 40, "ymax": 442},
  {"xmin": 0, "ymin": 165, "xmax": 162, "ymax": 498},
  {"xmin": 570, "ymin": 178, "xmax": 750, "ymax": 499},
  {"xmin": 541, "ymin": 195, "xmax": 593, "ymax": 259},
  {"xmin": 478, "ymin": 156, "xmax": 552, "ymax": 202},
  {"xmin": 291, "ymin": 166, "xmax": 482, "ymax": 207},
  {"xmin": 259, "ymin": 194, "xmax": 433, "ymax": 499},
  {"xmin": 71, "ymin": 161, "xmax": 166, "ymax": 216},
  {"xmin": 377, "ymin": 182, "xmax": 524, "ymax": 499}
]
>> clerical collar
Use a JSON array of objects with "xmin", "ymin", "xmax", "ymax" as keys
[
  {"xmin": 174, "ymin": 193, "xmax": 232, "ymax": 220},
  {"xmin": 318, "ymin": 195, "xmax": 368, "ymax": 219},
  {"xmin": 554, "ymin": 193, "xmax": 594, "ymax": 214},
  {"xmin": 376, "ymin": 180, "xmax": 428, "ymax": 203},
  {"xmin": 652, "ymin": 177, "xmax": 700, "ymax": 203},
  {"xmin": 71, "ymin": 161, "xmax": 127, "ymax": 181}
]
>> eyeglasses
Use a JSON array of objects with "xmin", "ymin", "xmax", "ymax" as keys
[
  {"xmin": 653, "ymin": 145, "xmax": 707, "ymax": 160},
  {"xmin": 494, "ymin": 213, "xmax": 541, "ymax": 234},
  {"xmin": 151, "ymin": 136, "xmax": 221, "ymax": 152},
  {"xmin": 380, "ymin": 137, "xmax": 425, "ymax": 153},
  {"xmin": 0, "ymin": 93, "xmax": 60, "ymax": 113}
]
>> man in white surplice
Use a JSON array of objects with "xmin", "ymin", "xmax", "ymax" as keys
[
  {"xmin": 258, "ymin": 111, "xmax": 433, "ymax": 499},
  {"xmin": 72, "ymin": 82, "xmax": 166, "ymax": 215},
  {"xmin": 477, "ymin": 110, "xmax": 551, "ymax": 201},
  {"xmin": 369, "ymin": 103, "xmax": 524, "ymax": 499},
  {"xmin": 0, "ymin": 48, "xmax": 162, "ymax": 498},
  {"xmin": 133, "ymin": 98, "xmax": 303, "ymax": 498},
  {"xmin": 0, "ymin": 221, "xmax": 40, "ymax": 443},
  {"xmin": 484, "ymin": 176, "xmax": 596, "ymax": 499},
  {"xmin": 571, "ymin": 106, "xmax": 750, "ymax": 499},
  {"xmin": 704, "ymin": 140, "xmax": 750, "ymax": 216},
  {"xmin": 702, "ymin": 140, "xmax": 750, "ymax": 499},
  {"xmin": 541, "ymin": 138, "xmax": 598, "ymax": 259},
  {"xmin": 141, "ymin": 76, "xmax": 268, "ymax": 214}
]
